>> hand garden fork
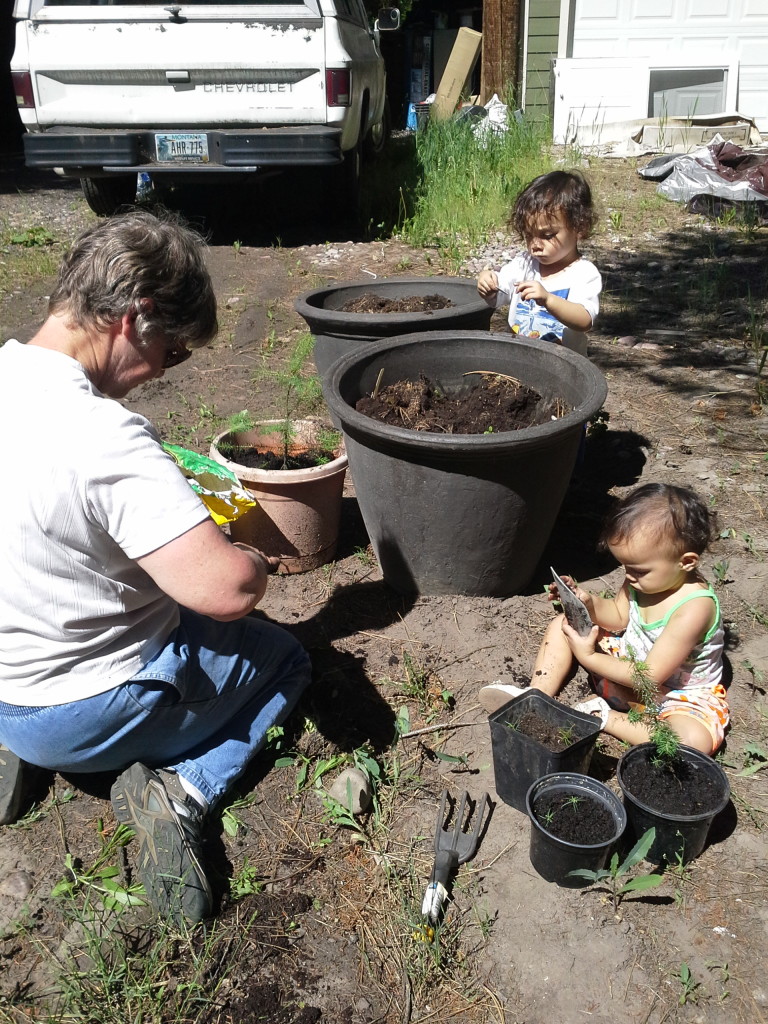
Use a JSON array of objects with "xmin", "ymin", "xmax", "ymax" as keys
[{"xmin": 420, "ymin": 789, "xmax": 491, "ymax": 928}]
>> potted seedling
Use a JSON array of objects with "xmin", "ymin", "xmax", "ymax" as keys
[
  {"xmin": 525, "ymin": 772, "xmax": 627, "ymax": 887},
  {"xmin": 294, "ymin": 276, "xmax": 494, "ymax": 379},
  {"xmin": 616, "ymin": 656, "xmax": 730, "ymax": 866},
  {"xmin": 321, "ymin": 331, "xmax": 607, "ymax": 596},
  {"xmin": 489, "ymin": 689, "xmax": 602, "ymax": 813},
  {"xmin": 210, "ymin": 333, "xmax": 348, "ymax": 573}
]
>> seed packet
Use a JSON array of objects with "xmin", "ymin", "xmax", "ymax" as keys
[
  {"xmin": 163, "ymin": 443, "xmax": 256, "ymax": 526},
  {"xmin": 550, "ymin": 567, "xmax": 593, "ymax": 636}
]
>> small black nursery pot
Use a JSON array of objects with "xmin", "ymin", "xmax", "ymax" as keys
[
  {"xmin": 526, "ymin": 772, "xmax": 627, "ymax": 887},
  {"xmin": 489, "ymin": 690, "xmax": 602, "ymax": 812},
  {"xmin": 617, "ymin": 743, "xmax": 730, "ymax": 866}
]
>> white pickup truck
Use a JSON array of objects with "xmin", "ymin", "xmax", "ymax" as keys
[{"xmin": 11, "ymin": 0, "xmax": 399, "ymax": 215}]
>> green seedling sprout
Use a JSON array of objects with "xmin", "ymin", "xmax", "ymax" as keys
[
  {"xmin": 568, "ymin": 827, "xmax": 664, "ymax": 912},
  {"xmin": 623, "ymin": 650, "xmax": 681, "ymax": 764},
  {"xmin": 557, "ymin": 725, "xmax": 575, "ymax": 747}
]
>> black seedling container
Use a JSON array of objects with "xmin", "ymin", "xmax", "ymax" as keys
[
  {"xmin": 490, "ymin": 690, "xmax": 602, "ymax": 812},
  {"xmin": 526, "ymin": 772, "xmax": 626, "ymax": 886},
  {"xmin": 617, "ymin": 743, "xmax": 730, "ymax": 866}
]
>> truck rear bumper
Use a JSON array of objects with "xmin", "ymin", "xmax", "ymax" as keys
[{"xmin": 23, "ymin": 126, "xmax": 343, "ymax": 172}]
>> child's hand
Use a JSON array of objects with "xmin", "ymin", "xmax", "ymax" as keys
[
  {"xmin": 547, "ymin": 575, "xmax": 595, "ymax": 616},
  {"xmin": 561, "ymin": 619, "xmax": 599, "ymax": 661},
  {"xmin": 517, "ymin": 280, "xmax": 549, "ymax": 306},
  {"xmin": 477, "ymin": 270, "xmax": 499, "ymax": 299}
]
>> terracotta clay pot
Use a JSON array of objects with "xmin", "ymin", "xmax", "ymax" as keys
[{"xmin": 210, "ymin": 419, "xmax": 347, "ymax": 574}]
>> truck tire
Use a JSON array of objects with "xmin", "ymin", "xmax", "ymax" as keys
[
  {"xmin": 364, "ymin": 98, "xmax": 391, "ymax": 159},
  {"xmin": 79, "ymin": 176, "xmax": 138, "ymax": 217},
  {"xmin": 327, "ymin": 138, "xmax": 361, "ymax": 228}
]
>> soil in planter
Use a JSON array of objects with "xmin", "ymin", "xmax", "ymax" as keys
[
  {"xmin": 507, "ymin": 711, "xmax": 580, "ymax": 753},
  {"xmin": 533, "ymin": 793, "xmax": 615, "ymax": 844},
  {"xmin": 622, "ymin": 750, "xmax": 723, "ymax": 816},
  {"xmin": 338, "ymin": 293, "xmax": 454, "ymax": 314},
  {"xmin": 218, "ymin": 447, "xmax": 336, "ymax": 471},
  {"xmin": 356, "ymin": 373, "xmax": 566, "ymax": 433}
]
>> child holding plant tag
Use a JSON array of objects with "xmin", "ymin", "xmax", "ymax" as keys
[{"xmin": 480, "ymin": 483, "xmax": 729, "ymax": 754}]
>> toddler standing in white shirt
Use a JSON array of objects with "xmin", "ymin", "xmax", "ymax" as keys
[{"xmin": 477, "ymin": 170, "xmax": 602, "ymax": 357}]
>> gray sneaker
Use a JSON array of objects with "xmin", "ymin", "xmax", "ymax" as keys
[
  {"xmin": 110, "ymin": 762, "xmax": 213, "ymax": 924},
  {"xmin": 0, "ymin": 745, "xmax": 25, "ymax": 826}
]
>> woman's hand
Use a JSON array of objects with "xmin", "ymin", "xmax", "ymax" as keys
[{"xmin": 232, "ymin": 541, "xmax": 280, "ymax": 574}]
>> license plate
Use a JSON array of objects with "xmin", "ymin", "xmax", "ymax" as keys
[{"xmin": 155, "ymin": 133, "xmax": 209, "ymax": 163}]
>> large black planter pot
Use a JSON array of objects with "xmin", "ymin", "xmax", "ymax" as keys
[
  {"xmin": 489, "ymin": 690, "xmax": 602, "ymax": 812},
  {"xmin": 322, "ymin": 331, "xmax": 608, "ymax": 596},
  {"xmin": 617, "ymin": 743, "xmax": 730, "ymax": 866},
  {"xmin": 295, "ymin": 277, "xmax": 493, "ymax": 379},
  {"xmin": 526, "ymin": 773, "xmax": 627, "ymax": 887}
]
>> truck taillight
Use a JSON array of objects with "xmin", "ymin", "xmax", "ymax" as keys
[
  {"xmin": 12, "ymin": 72, "xmax": 34, "ymax": 109},
  {"xmin": 326, "ymin": 69, "xmax": 350, "ymax": 107}
]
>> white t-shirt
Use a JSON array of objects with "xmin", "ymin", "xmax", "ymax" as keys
[
  {"xmin": 0, "ymin": 340, "xmax": 210, "ymax": 706},
  {"xmin": 492, "ymin": 253, "xmax": 602, "ymax": 356}
]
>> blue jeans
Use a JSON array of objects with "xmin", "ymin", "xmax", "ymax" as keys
[{"xmin": 0, "ymin": 609, "xmax": 311, "ymax": 807}]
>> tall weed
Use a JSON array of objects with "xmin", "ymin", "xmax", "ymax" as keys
[{"xmin": 402, "ymin": 113, "xmax": 551, "ymax": 252}]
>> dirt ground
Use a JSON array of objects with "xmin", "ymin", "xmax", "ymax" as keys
[{"xmin": 0, "ymin": 154, "xmax": 767, "ymax": 1024}]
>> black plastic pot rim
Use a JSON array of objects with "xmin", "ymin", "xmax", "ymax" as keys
[
  {"xmin": 526, "ymin": 772, "xmax": 627, "ymax": 850},
  {"xmin": 295, "ymin": 276, "xmax": 491, "ymax": 323},
  {"xmin": 490, "ymin": 688, "xmax": 603, "ymax": 735},
  {"xmin": 324, "ymin": 331, "xmax": 608, "ymax": 457},
  {"xmin": 617, "ymin": 743, "xmax": 731, "ymax": 823}
]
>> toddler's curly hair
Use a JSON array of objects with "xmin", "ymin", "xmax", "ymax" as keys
[
  {"xmin": 511, "ymin": 170, "xmax": 596, "ymax": 242},
  {"xmin": 599, "ymin": 483, "xmax": 717, "ymax": 556}
]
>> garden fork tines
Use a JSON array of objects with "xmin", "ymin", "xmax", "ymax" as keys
[{"xmin": 421, "ymin": 789, "xmax": 491, "ymax": 926}]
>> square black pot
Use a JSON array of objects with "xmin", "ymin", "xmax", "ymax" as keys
[{"xmin": 489, "ymin": 689, "xmax": 602, "ymax": 812}]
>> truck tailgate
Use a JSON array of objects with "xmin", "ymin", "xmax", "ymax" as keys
[{"xmin": 22, "ymin": 12, "xmax": 328, "ymax": 128}]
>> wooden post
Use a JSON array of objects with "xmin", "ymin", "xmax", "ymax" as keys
[{"xmin": 480, "ymin": 0, "xmax": 522, "ymax": 105}]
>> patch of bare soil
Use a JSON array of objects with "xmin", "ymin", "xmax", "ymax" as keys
[
  {"xmin": 531, "ymin": 792, "xmax": 615, "ymax": 844},
  {"xmin": 621, "ymin": 749, "xmax": 724, "ymax": 816},
  {"xmin": 1, "ymin": 157, "xmax": 767, "ymax": 1024},
  {"xmin": 338, "ymin": 293, "xmax": 454, "ymax": 313},
  {"xmin": 513, "ymin": 710, "xmax": 583, "ymax": 752},
  {"xmin": 356, "ymin": 372, "xmax": 557, "ymax": 433}
]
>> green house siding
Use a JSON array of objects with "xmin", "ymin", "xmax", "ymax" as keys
[{"xmin": 525, "ymin": 0, "xmax": 560, "ymax": 124}]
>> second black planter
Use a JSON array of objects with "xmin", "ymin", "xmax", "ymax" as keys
[
  {"xmin": 322, "ymin": 331, "xmax": 608, "ymax": 595},
  {"xmin": 489, "ymin": 690, "xmax": 602, "ymax": 812},
  {"xmin": 526, "ymin": 773, "xmax": 627, "ymax": 886},
  {"xmin": 617, "ymin": 743, "xmax": 730, "ymax": 865},
  {"xmin": 295, "ymin": 276, "xmax": 494, "ymax": 379}
]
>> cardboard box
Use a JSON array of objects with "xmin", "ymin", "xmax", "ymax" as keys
[
  {"xmin": 431, "ymin": 27, "xmax": 482, "ymax": 121},
  {"xmin": 433, "ymin": 29, "xmax": 458, "ymax": 95}
]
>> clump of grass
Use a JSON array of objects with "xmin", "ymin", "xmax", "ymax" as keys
[{"xmin": 402, "ymin": 105, "xmax": 551, "ymax": 258}]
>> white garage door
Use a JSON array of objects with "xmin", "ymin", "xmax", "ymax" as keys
[{"xmin": 554, "ymin": 0, "xmax": 768, "ymax": 137}]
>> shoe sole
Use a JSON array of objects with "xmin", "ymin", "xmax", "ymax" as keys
[
  {"xmin": 478, "ymin": 685, "xmax": 526, "ymax": 715},
  {"xmin": 110, "ymin": 762, "xmax": 212, "ymax": 924}
]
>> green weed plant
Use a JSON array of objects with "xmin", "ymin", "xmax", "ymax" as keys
[
  {"xmin": 402, "ymin": 110, "xmax": 551, "ymax": 261},
  {"xmin": 568, "ymin": 827, "xmax": 665, "ymax": 912}
]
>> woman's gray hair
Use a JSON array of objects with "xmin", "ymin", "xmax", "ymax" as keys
[{"xmin": 48, "ymin": 209, "xmax": 218, "ymax": 349}]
